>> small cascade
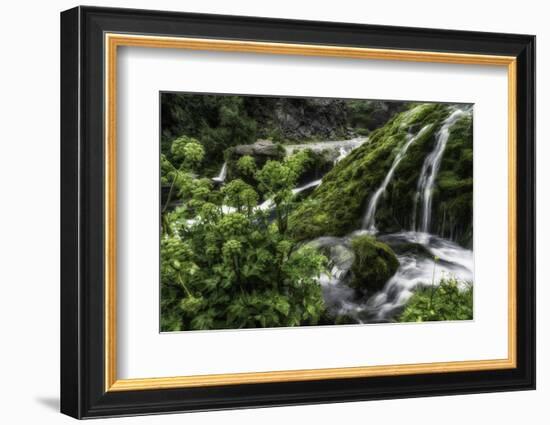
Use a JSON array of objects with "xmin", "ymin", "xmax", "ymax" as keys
[
  {"xmin": 311, "ymin": 231, "xmax": 473, "ymax": 322},
  {"xmin": 258, "ymin": 179, "xmax": 322, "ymax": 211},
  {"xmin": 212, "ymin": 162, "xmax": 228, "ymax": 184},
  {"xmin": 292, "ymin": 179, "xmax": 322, "ymax": 195},
  {"xmin": 414, "ymin": 109, "xmax": 467, "ymax": 233},
  {"xmin": 362, "ymin": 125, "xmax": 431, "ymax": 232},
  {"xmin": 222, "ymin": 178, "xmax": 322, "ymax": 214},
  {"xmin": 283, "ymin": 136, "xmax": 367, "ymax": 157},
  {"xmin": 334, "ymin": 147, "xmax": 348, "ymax": 163}
]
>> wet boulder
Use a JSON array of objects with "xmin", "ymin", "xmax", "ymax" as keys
[
  {"xmin": 231, "ymin": 139, "xmax": 285, "ymax": 159},
  {"xmin": 349, "ymin": 234, "xmax": 399, "ymax": 293},
  {"xmin": 307, "ymin": 237, "xmax": 355, "ymax": 280},
  {"xmin": 225, "ymin": 140, "xmax": 285, "ymax": 183}
]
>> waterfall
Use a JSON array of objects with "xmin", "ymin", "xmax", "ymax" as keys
[
  {"xmin": 312, "ymin": 230, "xmax": 473, "ymax": 322},
  {"xmin": 335, "ymin": 147, "xmax": 348, "ymax": 163},
  {"xmin": 362, "ymin": 125, "xmax": 431, "ymax": 232},
  {"xmin": 283, "ymin": 136, "xmax": 368, "ymax": 156},
  {"xmin": 414, "ymin": 109, "xmax": 466, "ymax": 233},
  {"xmin": 212, "ymin": 162, "xmax": 228, "ymax": 183},
  {"xmin": 292, "ymin": 179, "xmax": 322, "ymax": 195},
  {"xmin": 222, "ymin": 178, "xmax": 323, "ymax": 214}
]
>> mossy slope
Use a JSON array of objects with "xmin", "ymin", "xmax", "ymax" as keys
[
  {"xmin": 289, "ymin": 103, "xmax": 448, "ymax": 239},
  {"xmin": 289, "ymin": 103, "xmax": 473, "ymax": 247}
]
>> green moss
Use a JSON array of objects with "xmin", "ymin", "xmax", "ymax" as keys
[
  {"xmin": 298, "ymin": 149, "xmax": 334, "ymax": 183},
  {"xmin": 349, "ymin": 235, "xmax": 399, "ymax": 292},
  {"xmin": 433, "ymin": 114, "xmax": 473, "ymax": 245},
  {"xmin": 288, "ymin": 104, "xmax": 473, "ymax": 247},
  {"xmin": 289, "ymin": 103, "xmax": 449, "ymax": 240}
]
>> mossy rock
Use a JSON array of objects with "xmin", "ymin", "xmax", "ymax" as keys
[
  {"xmin": 289, "ymin": 104, "xmax": 473, "ymax": 248},
  {"xmin": 432, "ymin": 113, "xmax": 473, "ymax": 245},
  {"xmin": 349, "ymin": 235, "xmax": 399, "ymax": 292},
  {"xmin": 289, "ymin": 103, "xmax": 448, "ymax": 240},
  {"xmin": 297, "ymin": 149, "xmax": 334, "ymax": 184}
]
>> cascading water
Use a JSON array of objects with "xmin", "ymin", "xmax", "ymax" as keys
[
  {"xmin": 414, "ymin": 109, "xmax": 468, "ymax": 233},
  {"xmin": 312, "ymin": 107, "xmax": 474, "ymax": 323},
  {"xmin": 255, "ymin": 179, "xmax": 323, "ymax": 212},
  {"xmin": 335, "ymin": 147, "xmax": 348, "ymax": 163},
  {"xmin": 362, "ymin": 125, "xmax": 431, "ymax": 232},
  {"xmin": 212, "ymin": 162, "xmax": 228, "ymax": 184},
  {"xmin": 197, "ymin": 112, "xmax": 473, "ymax": 323},
  {"xmin": 221, "ymin": 178, "xmax": 323, "ymax": 214},
  {"xmin": 311, "ymin": 230, "xmax": 473, "ymax": 323},
  {"xmin": 283, "ymin": 136, "xmax": 368, "ymax": 156},
  {"xmin": 292, "ymin": 179, "xmax": 322, "ymax": 195}
]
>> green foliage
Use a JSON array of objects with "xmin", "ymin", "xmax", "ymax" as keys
[
  {"xmin": 160, "ymin": 141, "xmax": 328, "ymax": 331},
  {"xmin": 161, "ymin": 94, "xmax": 257, "ymax": 172},
  {"xmin": 221, "ymin": 179, "xmax": 258, "ymax": 215},
  {"xmin": 254, "ymin": 152, "xmax": 310, "ymax": 234},
  {"xmin": 236, "ymin": 155, "xmax": 257, "ymax": 178},
  {"xmin": 349, "ymin": 235, "xmax": 399, "ymax": 292},
  {"xmin": 200, "ymin": 98, "xmax": 257, "ymax": 165},
  {"xmin": 398, "ymin": 277, "xmax": 473, "ymax": 322},
  {"xmin": 171, "ymin": 135, "xmax": 205, "ymax": 169},
  {"xmin": 160, "ymin": 96, "xmax": 475, "ymax": 330},
  {"xmin": 295, "ymin": 149, "xmax": 333, "ymax": 182}
]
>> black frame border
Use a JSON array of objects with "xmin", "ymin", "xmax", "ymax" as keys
[{"xmin": 60, "ymin": 6, "xmax": 535, "ymax": 419}]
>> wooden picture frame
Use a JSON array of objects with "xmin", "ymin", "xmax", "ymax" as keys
[{"xmin": 61, "ymin": 5, "xmax": 535, "ymax": 419}]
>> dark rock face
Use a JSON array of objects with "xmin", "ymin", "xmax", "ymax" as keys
[
  {"xmin": 247, "ymin": 98, "xmax": 352, "ymax": 141},
  {"xmin": 349, "ymin": 100, "xmax": 409, "ymax": 132}
]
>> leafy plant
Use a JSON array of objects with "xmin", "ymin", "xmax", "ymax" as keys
[
  {"xmin": 160, "ymin": 137, "xmax": 328, "ymax": 331},
  {"xmin": 398, "ymin": 276, "xmax": 473, "ymax": 322}
]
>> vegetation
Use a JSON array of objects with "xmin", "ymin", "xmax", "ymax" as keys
[
  {"xmin": 160, "ymin": 137, "xmax": 327, "ymax": 331},
  {"xmin": 162, "ymin": 94, "xmax": 257, "ymax": 176},
  {"xmin": 159, "ymin": 94, "xmax": 474, "ymax": 330},
  {"xmin": 433, "ymin": 114, "xmax": 473, "ymax": 246},
  {"xmin": 398, "ymin": 277, "xmax": 473, "ymax": 322},
  {"xmin": 289, "ymin": 103, "xmax": 448, "ymax": 240},
  {"xmin": 162, "ymin": 95, "xmax": 409, "ymax": 175}
]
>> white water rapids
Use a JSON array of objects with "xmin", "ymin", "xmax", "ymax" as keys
[
  {"xmin": 314, "ymin": 231, "xmax": 473, "ymax": 323},
  {"xmin": 314, "ymin": 107, "xmax": 473, "ymax": 322}
]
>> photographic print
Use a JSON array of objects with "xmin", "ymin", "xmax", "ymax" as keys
[{"xmin": 160, "ymin": 93, "xmax": 474, "ymax": 332}]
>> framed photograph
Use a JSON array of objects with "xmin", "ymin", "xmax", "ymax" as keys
[{"xmin": 60, "ymin": 6, "xmax": 535, "ymax": 419}]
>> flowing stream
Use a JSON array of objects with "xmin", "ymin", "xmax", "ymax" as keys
[
  {"xmin": 314, "ymin": 108, "xmax": 473, "ymax": 322},
  {"xmin": 284, "ymin": 137, "xmax": 368, "ymax": 157},
  {"xmin": 314, "ymin": 231, "xmax": 473, "ymax": 323},
  {"xmin": 414, "ymin": 109, "xmax": 468, "ymax": 232},
  {"xmin": 191, "ymin": 111, "xmax": 473, "ymax": 323},
  {"xmin": 362, "ymin": 125, "xmax": 431, "ymax": 232}
]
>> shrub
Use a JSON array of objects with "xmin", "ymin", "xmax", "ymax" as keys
[
  {"xmin": 398, "ymin": 276, "xmax": 473, "ymax": 322},
  {"xmin": 160, "ymin": 143, "xmax": 328, "ymax": 331}
]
